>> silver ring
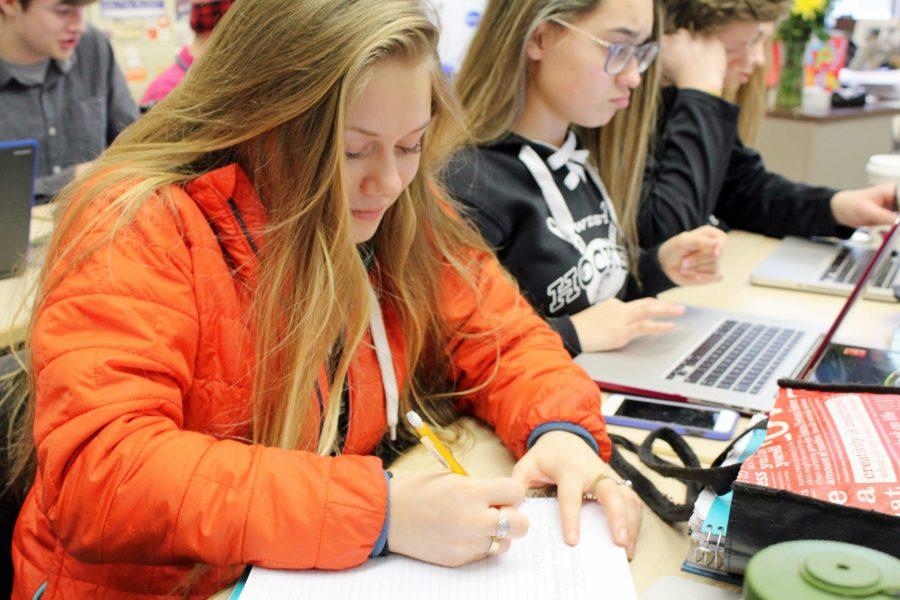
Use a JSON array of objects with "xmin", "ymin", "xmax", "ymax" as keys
[
  {"xmin": 487, "ymin": 536, "xmax": 501, "ymax": 555},
  {"xmin": 619, "ymin": 479, "xmax": 633, "ymax": 488},
  {"xmin": 496, "ymin": 508, "xmax": 510, "ymax": 539}
]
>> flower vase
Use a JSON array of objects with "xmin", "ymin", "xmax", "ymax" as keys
[{"xmin": 776, "ymin": 36, "xmax": 808, "ymax": 110}]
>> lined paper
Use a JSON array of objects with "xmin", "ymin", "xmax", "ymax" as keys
[{"xmin": 240, "ymin": 498, "xmax": 636, "ymax": 600}]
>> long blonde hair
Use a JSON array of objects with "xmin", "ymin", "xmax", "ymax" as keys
[
  {"xmin": 724, "ymin": 61, "xmax": 768, "ymax": 143},
  {"xmin": 663, "ymin": 0, "xmax": 789, "ymax": 144},
  {"xmin": 455, "ymin": 0, "xmax": 662, "ymax": 252},
  {"xmin": 5, "ymin": 0, "xmax": 491, "ymax": 492}
]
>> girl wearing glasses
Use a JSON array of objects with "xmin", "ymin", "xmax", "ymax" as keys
[
  {"xmin": 445, "ymin": 0, "xmax": 726, "ymax": 356},
  {"xmin": 638, "ymin": 0, "xmax": 899, "ymax": 248}
]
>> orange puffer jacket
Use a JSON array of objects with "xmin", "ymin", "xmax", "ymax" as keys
[{"xmin": 12, "ymin": 164, "xmax": 610, "ymax": 599}]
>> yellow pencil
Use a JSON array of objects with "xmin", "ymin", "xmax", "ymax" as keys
[{"xmin": 405, "ymin": 410, "xmax": 469, "ymax": 476}]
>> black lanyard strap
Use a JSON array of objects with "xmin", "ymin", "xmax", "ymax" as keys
[
  {"xmin": 607, "ymin": 420, "xmax": 769, "ymax": 523},
  {"xmin": 608, "ymin": 433, "xmax": 702, "ymax": 523}
]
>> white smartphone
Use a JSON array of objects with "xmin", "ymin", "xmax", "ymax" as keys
[{"xmin": 602, "ymin": 394, "xmax": 740, "ymax": 440}]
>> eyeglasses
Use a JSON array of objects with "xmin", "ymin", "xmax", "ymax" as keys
[{"xmin": 549, "ymin": 17, "xmax": 660, "ymax": 76}]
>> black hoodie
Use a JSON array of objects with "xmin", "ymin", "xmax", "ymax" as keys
[
  {"xmin": 638, "ymin": 87, "xmax": 853, "ymax": 248},
  {"xmin": 445, "ymin": 131, "xmax": 674, "ymax": 356}
]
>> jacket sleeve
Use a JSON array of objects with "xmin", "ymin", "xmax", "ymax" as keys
[
  {"xmin": 717, "ymin": 140, "xmax": 853, "ymax": 239},
  {"xmin": 638, "ymin": 88, "xmax": 740, "ymax": 248},
  {"xmin": 440, "ymin": 251, "xmax": 611, "ymax": 461},
  {"xmin": 31, "ymin": 197, "xmax": 386, "ymax": 570}
]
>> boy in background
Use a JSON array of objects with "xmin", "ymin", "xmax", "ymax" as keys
[{"xmin": 0, "ymin": 0, "xmax": 138, "ymax": 203}]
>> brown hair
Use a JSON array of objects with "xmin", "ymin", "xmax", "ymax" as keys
[
  {"xmin": 455, "ymin": 0, "xmax": 662, "ymax": 252},
  {"xmin": 663, "ymin": 0, "xmax": 789, "ymax": 143},
  {"xmin": 662, "ymin": 0, "xmax": 789, "ymax": 33}
]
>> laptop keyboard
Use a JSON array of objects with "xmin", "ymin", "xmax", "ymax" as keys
[
  {"xmin": 820, "ymin": 247, "xmax": 898, "ymax": 289},
  {"xmin": 665, "ymin": 320, "xmax": 803, "ymax": 394},
  {"xmin": 874, "ymin": 252, "xmax": 899, "ymax": 289}
]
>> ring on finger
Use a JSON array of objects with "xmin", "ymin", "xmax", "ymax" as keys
[
  {"xmin": 583, "ymin": 473, "xmax": 608, "ymax": 500},
  {"xmin": 584, "ymin": 473, "xmax": 632, "ymax": 500},
  {"xmin": 487, "ymin": 536, "xmax": 501, "ymax": 555},
  {"xmin": 495, "ymin": 508, "xmax": 510, "ymax": 540}
]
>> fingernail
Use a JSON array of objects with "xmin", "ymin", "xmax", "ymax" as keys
[
  {"xmin": 617, "ymin": 528, "xmax": 628, "ymax": 545},
  {"xmin": 567, "ymin": 529, "xmax": 579, "ymax": 545}
]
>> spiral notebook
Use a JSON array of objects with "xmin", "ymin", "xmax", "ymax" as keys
[{"xmin": 236, "ymin": 498, "xmax": 636, "ymax": 600}]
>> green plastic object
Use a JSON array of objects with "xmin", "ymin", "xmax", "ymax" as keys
[{"xmin": 743, "ymin": 540, "xmax": 900, "ymax": 600}]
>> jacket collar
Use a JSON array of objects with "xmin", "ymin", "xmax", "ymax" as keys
[
  {"xmin": 184, "ymin": 163, "xmax": 379, "ymax": 284},
  {"xmin": 186, "ymin": 163, "xmax": 267, "ymax": 286}
]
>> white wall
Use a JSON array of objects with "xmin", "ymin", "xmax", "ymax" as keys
[
  {"xmin": 831, "ymin": 0, "xmax": 894, "ymax": 20},
  {"xmin": 89, "ymin": 0, "xmax": 192, "ymax": 101},
  {"xmin": 433, "ymin": 0, "xmax": 488, "ymax": 76}
]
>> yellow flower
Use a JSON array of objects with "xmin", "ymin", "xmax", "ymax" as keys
[{"xmin": 791, "ymin": 0, "xmax": 827, "ymax": 20}]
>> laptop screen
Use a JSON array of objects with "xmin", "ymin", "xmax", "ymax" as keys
[
  {"xmin": 809, "ymin": 343, "xmax": 900, "ymax": 386},
  {"xmin": 0, "ymin": 139, "xmax": 38, "ymax": 278},
  {"xmin": 799, "ymin": 216, "xmax": 900, "ymax": 381}
]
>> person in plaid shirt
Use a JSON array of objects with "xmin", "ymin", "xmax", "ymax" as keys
[{"xmin": 140, "ymin": 0, "xmax": 233, "ymax": 106}]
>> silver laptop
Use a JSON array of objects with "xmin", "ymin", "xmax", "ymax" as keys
[
  {"xmin": 0, "ymin": 139, "xmax": 37, "ymax": 279},
  {"xmin": 575, "ymin": 218, "xmax": 900, "ymax": 413},
  {"xmin": 750, "ymin": 235, "xmax": 899, "ymax": 302}
]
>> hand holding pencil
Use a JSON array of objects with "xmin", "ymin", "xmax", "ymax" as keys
[{"xmin": 383, "ymin": 411, "xmax": 528, "ymax": 567}]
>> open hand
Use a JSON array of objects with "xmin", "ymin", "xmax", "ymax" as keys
[
  {"xmin": 570, "ymin": 297, "xmax": 685, "ymax": 352},
  {"xmin": 658, "ymin": 224, "xmax": 727, "ymax": 286},
  {"xmin": 513, "ymin": 430, "xmax": 642, "ymax": 559},
  {"xmin": 831, "ymin": 184, "xmax": 899, "ymax": 228}
]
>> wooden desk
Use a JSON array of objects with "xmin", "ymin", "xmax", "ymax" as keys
[
  {"xmin": 213, "ymin": 230, "xmax": 896, "ymax": 598},
  {"xmin": 755, "ymin": 102, "xmax": 900, "ymax": 190},
  {"xmin": 0, "ymin": 204, "xmax": 53, "ymax": 348},
  {"xmin": 767, "ymin": 102, "xmax": 900, "ymax": 123}
]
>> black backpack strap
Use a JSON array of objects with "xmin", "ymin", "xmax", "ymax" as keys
[
  {"xmin": 608, "ymin": 433, "xmax": 702, "ymax": 524},
  {"xmin": 607, "ymin": 421, "xmax": 770, "ymax": 523},
  {"xmin": 636, "ymin": 422, "xmax": 768, "ymax": 496}
]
